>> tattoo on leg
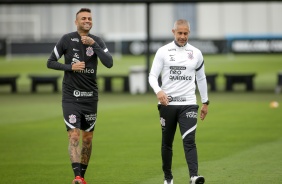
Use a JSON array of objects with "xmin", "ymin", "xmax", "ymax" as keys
[
  {"xmin": 81, "ymin": 140, "xmax": 92, "ymax": 164},
  {"xmin": 68, "ymin": 129, "xmax": 81, "ymax": 163}
]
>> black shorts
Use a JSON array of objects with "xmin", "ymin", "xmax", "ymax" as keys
[{"xmin": 62, "ymin": 101, "xmax": 97, "ymax": 132}]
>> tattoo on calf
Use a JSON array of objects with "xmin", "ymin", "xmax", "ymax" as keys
[
  {"xmin": 69, "ymin": 138, "xmax": 81, "ymax": 163},
  {"xmin": 81, "ymin": 141, "xmax": 92, "ymax": 164}
]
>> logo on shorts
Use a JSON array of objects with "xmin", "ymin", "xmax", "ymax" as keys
[
  {"xmin": 160, "ymin": 117, "xmax": 166, "ymax": 127},
  {"xmin": 86, "ymin": 46, "xmax": 94, "ymax": 56},
  {"xmin": 69, "ymin": 114, "xmax": 77, "ymax": 124},
  {"xmin": 186, "ymin": 111, "xmax": 197, "ymax": 118},
  {"xmin": 73, "ymin": 90, "xmax": 93, "ymax": 97},
  {"xmin": 85, "ymin": 113, "xmax": 97, "ymax": 122},
  {"xmin": 74, "ymin": 90, "xmax": 81, "ymax": 97}
]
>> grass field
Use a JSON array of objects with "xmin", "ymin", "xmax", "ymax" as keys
[{"xmin": 0, "ymin": 54, "xmax": 282, "ymax": 184}]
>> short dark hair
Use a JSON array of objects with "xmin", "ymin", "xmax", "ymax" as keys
[{"xmin": 76, "ymin": 8, "xmax": 91, "ymax": 17}]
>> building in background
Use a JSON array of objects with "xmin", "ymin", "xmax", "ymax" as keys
[{"xmin": 0, "ymin": 2, "xmax": 282, "ymax": 55}]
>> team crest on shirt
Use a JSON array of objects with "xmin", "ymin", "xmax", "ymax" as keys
[
  {"xmin": 187, "ymin": 50, "xmax": 194, "ymax": 60},
  {"xmin": 86, "ymin": 46, "xmax": 94, "ymax": 56},
  {"xmin": 69, "ymin": 114, "xmax": 77, "ymax": 124}
]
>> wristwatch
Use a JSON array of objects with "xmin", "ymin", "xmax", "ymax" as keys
[{"xmin": 203, "ymin": 100, "xmax": 210, "ymax": 105}]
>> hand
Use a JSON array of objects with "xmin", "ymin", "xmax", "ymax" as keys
[
  {"xmin": 81, "ymin": 36, "xmax": 95, "ymax": 45},
  {"xmin": 72, "ymin": 61, "xmax": 85, "ymax": 71},
  {"xmin": 157, "ymin": 90, "xmax": 169, "ymax": 106},
  {"xmin": 200, "ymin": 104, "xmax": 208, "ymax": 120}
]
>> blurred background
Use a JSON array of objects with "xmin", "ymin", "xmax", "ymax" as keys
[
  {"xmin": 1, "ymin": 1, "xmax": 282, "ymax": 94},
  {"xmin": 1, "ymin": 1, "xmax": 282, "ymax": 184},
  {"xmin": 0, "ymin": 1, "xmax": 282, "ymax": 57}
]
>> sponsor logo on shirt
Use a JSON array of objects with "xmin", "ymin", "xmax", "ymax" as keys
[
  {"xmin": 170, "ymin": 66, "xmax": 186, "ymax": 70},
  {"xmin": 169, "ymin": 75, "xmax": 192, "ymax": 81},
  {"xmin": 169, "ymin": 55, "xmax": 175, "ymax": 61},
  {"xmin": 73, "ymin": 90, "xmax": 94, "ymax": 97},
  {"xmin": 167, "ymin": 95, "xmax": 187, "ymax": 102},
  {"xmin": 169, "ymin": 66, "xmax": 192, "ymax": 81},
  {"xmin": 71, "ymin": 38, "xmax": 79, "ymax": 42},
  {"xmin": 71, "ymin": 59, "xmax": 95, "ymax": 74},
  {"xmin": 73, "ymin": 68, "xmax": 95, "ymax": 74},
  {"xmin": 72, "ymin": 58, "xmax": 80, "ymax": 65},
  {"xmin": 73, "ymin": 53, "xmax": 79, "ymax": 59}
]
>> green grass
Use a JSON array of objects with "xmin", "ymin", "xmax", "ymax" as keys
[
  {"xmin": 0, "ymin": 92, "xmax": 281, "ymax": 184},
  {"xmin": 0, "ymin": 54, "xmax": 282, "ymax": 183}
]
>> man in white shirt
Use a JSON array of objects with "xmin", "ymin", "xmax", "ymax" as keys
[{"xmin": 148, "ymin": 19, "xmax": 209, "ymax": 184}]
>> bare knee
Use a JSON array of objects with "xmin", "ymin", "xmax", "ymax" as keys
[
  {"xmin": 68, "ymin": 128, "xmax": 80, "ymax": 142},
  {"xmin": 82, "ymin": 131, "xmax": 93, "ymax": 143}
]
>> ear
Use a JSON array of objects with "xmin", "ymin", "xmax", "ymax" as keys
[
  {"xmin": 172, "ymin": 29, "xmax": 175, "ymax": 34},
  {"xmin": 75, "ymin": 19, "xmax": 78, "ymax": 26}
]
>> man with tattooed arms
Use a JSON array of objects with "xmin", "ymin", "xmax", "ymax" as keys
[{"xmin": 47, "ymin": 8, "xmax": 113, "ymax": 184}]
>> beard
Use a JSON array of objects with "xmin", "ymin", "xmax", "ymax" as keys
[
  {"xmin": 177, "ymin": 39, "xmax": 187, "ymax": 46},
  {"xmin": 80, "ymin": 24, "xmax": 92, "ymax": 32}
]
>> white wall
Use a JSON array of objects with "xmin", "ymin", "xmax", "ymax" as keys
[
  {"xmin": 96, "ymin": 4, "xmax": 146, "ymax": 40},
  {"xmin": 0, "ymin": 2, "xmax": 281, "ymax": 40},
  {"xmin": 197, "ymin": 2, "xmax": 282, "ymax": 38},
  {"xmin": 150, "ymin": 4, "xmax": 174, "ymax": 39}
]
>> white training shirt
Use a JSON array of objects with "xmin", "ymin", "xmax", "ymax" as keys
[{"xmin": 149, "ymin": 41, "xmax": 208, "ymax": 105}]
